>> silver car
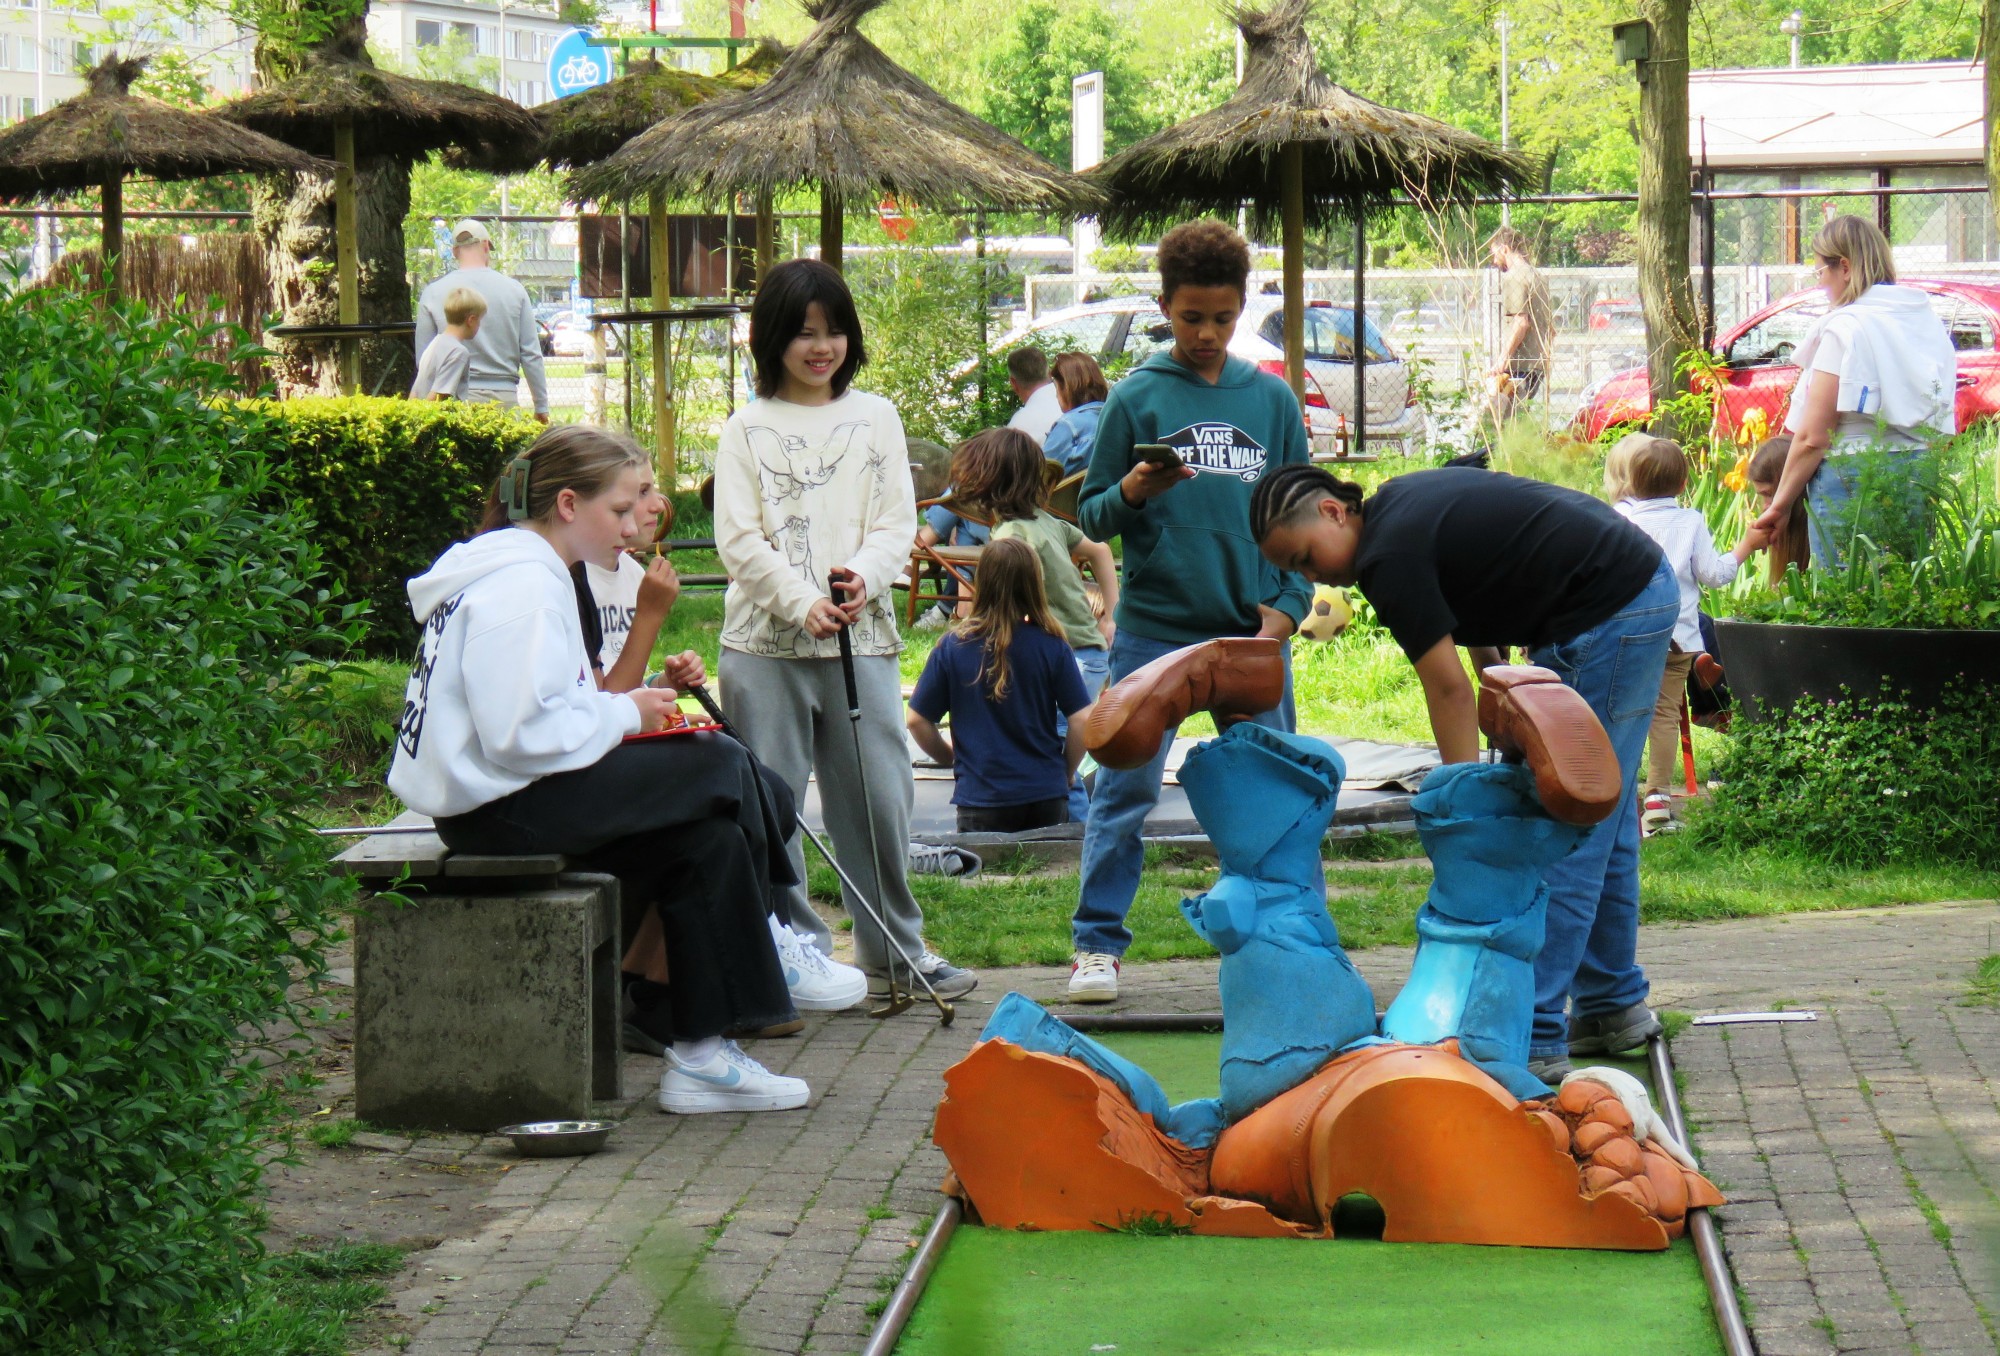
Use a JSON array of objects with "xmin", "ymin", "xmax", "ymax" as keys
[{"xmin": 991, "ymin": 293, "xmax": 1427, "ymax": 456}]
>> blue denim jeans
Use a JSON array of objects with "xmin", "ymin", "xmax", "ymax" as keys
[
  {"xmin": 1804, "ymin": 456, "xmax": 1857, "ymax": 569},
  {"xmin": 1526, "ymin": 562, "xmax": 1678, "ymax": 1058},
  {"xmin": 1062, "ymin": 645, "xmax": 1113, "ymax": 822},
  {"xmin": 1071, "ymin": 631, "xmax": 1296, "ymax": 956}
]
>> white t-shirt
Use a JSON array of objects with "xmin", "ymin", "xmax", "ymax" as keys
[
  {"xmin": 583, "ymin": 554, "xmax": 645, "ymax": 668},
  {"xmin": 411, "ymin": 332, "xmax": 471, "ymax": 400},
  {"xmin": 713, "ymin": 389, "xmax": 917, "ymax": 660},
  {"xmin": 1007, "ymin": 382, "xmax": 1064, "ymax": 446}
]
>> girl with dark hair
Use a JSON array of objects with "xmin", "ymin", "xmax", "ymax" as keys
[
  {"xmin": 1043, "ymin": 351, "xmax": 1109, "ymax": 476},
  {"xmin": 390, "ymin": 424, "xmax": 814, "ymax": 1114},
  {"xmin": 1250, "ymin": 462, "xmax": 1674, "ymax": 1087},
  {"xmin": 955, "ymin": 426, "xmax": 1118, "ymax": 820},
  {"xmin": 905, "ymin": 537, "xmax": 1094, "ymax": 834},
  {"xmin": 714, "ymin": 259, "xmax": 979, "ymax": 1003}
]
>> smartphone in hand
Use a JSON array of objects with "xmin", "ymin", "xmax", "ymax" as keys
[{"xmin": 1134, "ymin": 443, "xmax": 1184, "ymax": 471}]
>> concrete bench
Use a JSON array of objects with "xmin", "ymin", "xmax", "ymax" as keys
[{"xmin": 332, "ymin": 811, "xmax": 621, "ymax": 1132}]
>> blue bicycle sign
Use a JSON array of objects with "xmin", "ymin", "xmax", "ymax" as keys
[{"xmin": 547, "ymin": 29, "xmax": 613, "ymax": 98}]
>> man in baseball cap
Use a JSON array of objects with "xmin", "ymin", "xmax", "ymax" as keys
[{"xmin": 414, "ymin": 218, "xmax": 550, "ymax": 422}]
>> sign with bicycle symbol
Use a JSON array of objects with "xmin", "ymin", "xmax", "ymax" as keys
[{"xmin": 548, "ymin": 28, "xmax": 613, "ymax": 98}]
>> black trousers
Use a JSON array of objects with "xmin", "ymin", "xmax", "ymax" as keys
[
  {"xmin": 438, "ymin": 735, "xmax": 799, "ymax": 1045},
  {"xmin": 955, "ymin": 797, "xmax": 1069, "ymax": 834}
]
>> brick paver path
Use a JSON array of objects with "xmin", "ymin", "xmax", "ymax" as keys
[{"xmin": 358, "ymin": 901, "xmax": 2000, "ymax": 1356}]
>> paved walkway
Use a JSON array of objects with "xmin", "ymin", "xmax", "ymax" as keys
[{"xmin": 354, "ymin": 901, "xmax": 2000, "ymax": 1356}]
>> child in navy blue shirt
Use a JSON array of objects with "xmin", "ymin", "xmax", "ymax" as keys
[{"xmin": 906, "ymin": 538, "xmax": 1093, "ymax": 834}]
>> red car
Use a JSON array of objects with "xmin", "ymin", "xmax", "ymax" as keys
[{"xmin": 1572, "ymin": 278, "xmax": 2000, "ymax": 442}]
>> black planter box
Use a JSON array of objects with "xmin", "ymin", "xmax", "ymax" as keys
[{"xmin": 1714, "ymin": 619, "xmax": 2000, "ymax": 719}]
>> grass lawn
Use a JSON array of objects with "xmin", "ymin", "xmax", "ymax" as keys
[{"xmin": 326, "ymin": 610, "xmax": 1992, "ymax": 949}]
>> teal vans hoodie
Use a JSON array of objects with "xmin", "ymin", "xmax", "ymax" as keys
[{"xmin": 1078, "ymin": 350, "xmax": 1314, "ymax": 645}]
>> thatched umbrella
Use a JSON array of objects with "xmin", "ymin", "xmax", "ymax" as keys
[
  {"xmin": 0, "ymin": 55, "xmax": 330, "ymax": 302},
  {"xmin": 1092, "ymin": 0, "xmax": 1534, "ymax": 441},
  {"xmin": 570, "ymin": 0, "xmax": 1100, "ymax": 271},
  {"xmin": 217, "ymin": 25, "xmax": 540, "ymax": 392}
]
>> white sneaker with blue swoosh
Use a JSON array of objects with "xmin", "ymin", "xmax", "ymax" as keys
[
  {"xmin": 769, "ymin": 917, "xmax": 867, "ymax": 1011},
  {"xmin": 659, "ymin": 1041, "xmax": 810, "ymax": 1114}
]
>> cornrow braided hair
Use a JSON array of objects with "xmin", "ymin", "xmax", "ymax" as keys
[{"xmin": 1249, "ymin": 464, "xmax": 1364, "ymax": 541}]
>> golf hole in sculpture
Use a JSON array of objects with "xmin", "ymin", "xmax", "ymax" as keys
[{"xmin": 934, "ymin": 640, "xmax": 1722, "ymax": 1250}]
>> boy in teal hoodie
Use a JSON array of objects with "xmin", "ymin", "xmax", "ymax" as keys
[{"xmin": 1068, "ymin": 220, "xmax": 1314, "ymax": 1003}]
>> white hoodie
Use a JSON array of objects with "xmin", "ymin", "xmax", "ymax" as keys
[
  {"xmin": 1785, "ymin": 284, "xmax": 1957, "ymax": 447},
  {"xmin": 388, "ymin": 527, "xmax": 641, "ymax": 817}
]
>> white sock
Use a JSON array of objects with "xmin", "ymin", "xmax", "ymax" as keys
[{"xmin": 672, "ymin": 1036, "xmax": 723, "ymax": 1066}]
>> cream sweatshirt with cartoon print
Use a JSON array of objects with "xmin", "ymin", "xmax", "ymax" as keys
[{"xmin": 714, "ymin": 389, "xmax": 917, "ymax": 660}]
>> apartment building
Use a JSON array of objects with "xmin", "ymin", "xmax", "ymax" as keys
[
  {"xmin": 366, "ymin": 0, "xmax": 576, "ymax": 106},
  {"xmin": 0, "ymin": 0, "xmax": 255, "ymax": 122}
]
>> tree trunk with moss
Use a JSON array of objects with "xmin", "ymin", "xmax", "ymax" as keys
[
  {"xmin": 1635, "ymin": 0, "xmax": 1700, "ymax": 432},
  {"xmin": 1987, "ymin": 0, "xmax": 2000, "ymax": 241},
  {"xmin": 253, "ymin": 13, "xmax": 416, "ymax": 398}
]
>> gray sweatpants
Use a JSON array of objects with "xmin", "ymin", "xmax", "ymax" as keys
[{"xmin": 717, "ymin": 649, "xmax": 924, "ymax": 971}]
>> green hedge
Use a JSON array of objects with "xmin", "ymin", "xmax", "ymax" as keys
[
  {"xmin": 1691, "ymin": 684, "xmax": 2000, "ymax": 869},
  {"xmin": 244, "ymin": 397, "xmax": 539, "ymax": 656},
  {"xmin": 0, "ymin": 292, "xmax": 353, "ymax": 1350}
]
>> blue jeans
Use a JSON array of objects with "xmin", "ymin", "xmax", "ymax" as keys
[
  {"xmin": 1071, "ymin": 631, "xmax": 1296, "ymax": 956},
  {"xmin": 1062, "ymin": 645, "xmax": 1112, "ymax": 822},
  {"xmin": 1527, "ymin": 562, "xmax": 1677, "ymax": 1058},
  {"xmin": 1804, "ymin": 457, "xmax": 1857, "ymax": 568}
]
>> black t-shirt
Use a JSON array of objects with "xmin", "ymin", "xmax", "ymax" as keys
[{"xmin": 1355, "ymin": 469, "xmax": 1664, "ymax": 660}]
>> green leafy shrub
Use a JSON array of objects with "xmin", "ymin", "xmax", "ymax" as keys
[
  {"xmin": 1689, "ymin": 684, "xmax": 2000, "ymax": 868},
  {"xmin": 1733, "ymin": 437, "xmax": 2000, "ymax": 630},
  {"xmin": 244, "ymin": 396, "xmax": 539, "ymax": 655},
  {"xmin": 0, "ymin": 290, "xmax": 354, "ymax": 1350}
]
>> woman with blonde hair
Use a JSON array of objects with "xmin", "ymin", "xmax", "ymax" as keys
[{"xmin": 1752, "ymin": 215, "xmax": 1956, "ymax": 564}]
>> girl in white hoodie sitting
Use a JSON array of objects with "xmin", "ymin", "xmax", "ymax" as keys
[{"xmin": 388, "ymin": 425, "xmax": 810, "ymax": 1115}]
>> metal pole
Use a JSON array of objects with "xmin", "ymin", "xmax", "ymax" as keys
[
  {"xmin": 1353, "ymin": 209, "xmax": 1367, "ymax": 453},
  {"xmin": 334, "ymin": 118, "xmax": 360, "ymax": 395},
  {"xmin": 649, "ymin": 188, "xmax": 673, "ymax": 487},
  {"xmin": 1281, "ymin": 143, "xmax": 1305, "ymax": 400},
  {"xmin": 33, "ymin": 0, "xmax": 49, "ymax": 276},
  {"xmin": 1648, "ymin": 1036, "xmax": 1757, "ymax": 1356},
  {"xmin": 1498, "ymin": 12, "xmax": 1511, "ymax": 227},
  {"xmin": 1700, "ymin": 121, "xmax": 1716, "ymax": 352}
]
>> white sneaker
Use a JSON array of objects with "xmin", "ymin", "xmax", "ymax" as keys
[
  {"xmin": 769, "ymin": 917, "xmax": 868, "ymax": 1011},
  {"xmin": 659, "ymin": 1041, "xmax": 809, "ymax": 1114},
  {"xmin": 1068, "ymin": 952, "xmax": 1120, "ymax": 1003},
  {"xmin": 913, "ymin": 605, "xmax": 953, "ymax": 632}
]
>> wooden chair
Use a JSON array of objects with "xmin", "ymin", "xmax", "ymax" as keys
[{"xmin": 901, "ymin": 494, "xmax": 990, "ymax": 625}]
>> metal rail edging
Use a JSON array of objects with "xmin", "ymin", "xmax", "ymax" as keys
[
  {"xmin": 858, "ymin": 1196, "xmax": 962, "ymax": 1356},
  {"xmin": 1650, "ymin": 1034, "xmax": 1758, "ymax": 1356},
  {"xmin": 856, "ymin": 1025, "xmax": 1753, "ymax": 1356}
]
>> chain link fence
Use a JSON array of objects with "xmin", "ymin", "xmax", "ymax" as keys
[{"xmin": 8, "ymin": 181, "xmax": 1997, "ymax": 456}]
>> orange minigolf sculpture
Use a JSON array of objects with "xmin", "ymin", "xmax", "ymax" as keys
[{"xmin": 936, "ymin": 1036, "xmax": 1717, "ymax": 1250}]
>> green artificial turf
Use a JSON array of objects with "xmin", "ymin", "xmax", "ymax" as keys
[
  {"xmin": 899, "ymin": 1035, "xmax": 1715, "ymax": 1356},
  {"xmin": 899, "ymin": 1230, "xmax": 1720, "ymax": 1356}
]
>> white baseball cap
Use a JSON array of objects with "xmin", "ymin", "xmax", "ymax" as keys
[{"xmin": 451, "ymin": 219, "xmax": 493, "ymax": 248}]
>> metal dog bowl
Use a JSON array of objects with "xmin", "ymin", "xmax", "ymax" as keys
[{"xmin": 496, "ymin": 1120, "xmax": 614, "ymax": 1157}]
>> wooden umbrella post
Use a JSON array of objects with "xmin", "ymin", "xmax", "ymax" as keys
[
  {"xmin": 649, "ymin": 188, "xmax": 674, "ymax": 490},
  {"xmin": 1280, "ymin": 142, "xmax": 1305, "ymax": 401},
  {"xmin": 333, "ymin": 117, "xmax": 360, "ymax": 395},
  {"xmin": 100, "ymin": 172, "xmax": 123, "ymax": 303},
  {"xmin": 1352, "ymin": 208, "xmax": 1366, "ymax": 453},
  {"xmin": 820, "ymin": 183, "xmax": 844, "ymax": 272},
  {"xmin": 755, "ymin": 193, "xmax": 774, "ymax": 284}
]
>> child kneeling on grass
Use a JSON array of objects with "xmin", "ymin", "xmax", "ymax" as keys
[
  {"xmin": 1612, "ymin": 436, "xmax": 1768, "ymax": 836},
  {"xmin": 906, "ymin": 537, "xmax": 1095, "ymax": 834},
  {"xmin": 389, "ymin": 424, "xmax": 811, "ymax": 1115}
]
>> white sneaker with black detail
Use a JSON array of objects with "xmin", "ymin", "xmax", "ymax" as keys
[
  {"xmin": 769, "ymin": 917, "xmax": 868, "ymax": 1011},
  {"xmin": 908, "ymin": 842, "xmax": 982, "ymax": 878},
  {"xmin": 658, "ymin": 1041, "xmax": 810, "ymax": 1114}
]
